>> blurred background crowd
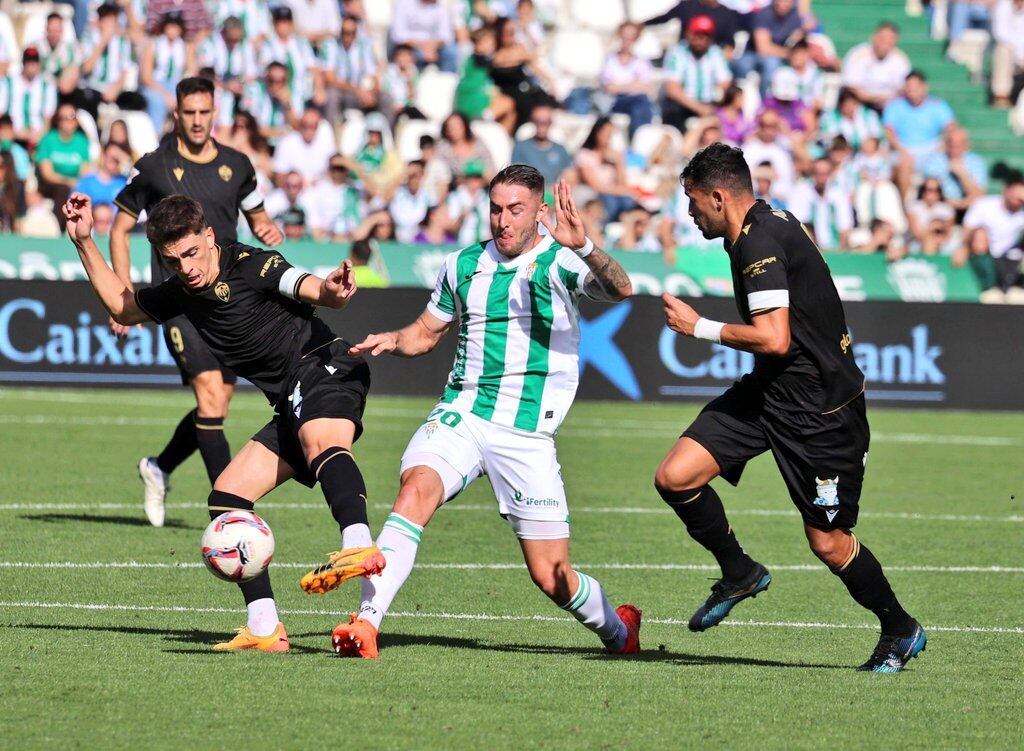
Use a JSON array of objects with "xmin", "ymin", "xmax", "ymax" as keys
[{"xmin": 0, "ymin": 0, "xmax": 1022, "ymax": 300}]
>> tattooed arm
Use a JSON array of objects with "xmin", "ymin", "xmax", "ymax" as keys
[{"xmin": 579, "ymin": 243, "xmax": 632, "ymax": 302}]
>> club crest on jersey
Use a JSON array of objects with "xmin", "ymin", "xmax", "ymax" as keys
[
  {"xmin": 424, "ymin": 422, "xmax": 438, "ymax": 438},
  {"xmin": 215, "ymin": 282, "xmax": 230, "ymax": 302},
  {"xmin": 218, "ymin": 165, "xmax": 233, "ymax": 182},
  {"xmin": 813, "ymin": 477, "xmax": 839, "ymax": 507},
  {"xmin": 173, "ymin": 167, "xmax": 184, "ymax": 181},
  {"xmin": 525, "ymin": 262, "xmax": 538, "ymax": 281}
]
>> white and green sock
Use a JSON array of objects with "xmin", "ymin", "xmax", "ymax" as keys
[
  {"xmin": 561, "ymin": 571, "xmax": 627, "ymax": 650},
  {"xmin": 358, "ymin": 512, "xmax": 423, "ymax": 629}
]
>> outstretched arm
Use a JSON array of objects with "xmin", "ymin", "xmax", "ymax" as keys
[
  {"xmin": 662, "ymin": 294, "xmax": 791, "ymax": 356},
  {"xmin": 64, "ymin": 193, "xmax": 150, "ymax": 326},
  {"xmin": 540, "ymin": 179, "xmax": 632, "ymax": 301},
  {"xmin": 348, "ymin": 309, "xmax": 453, "ymax": 358},
  {"xmin": 297, "ymin": 259, "xmax": 358, "ymax": 310}
]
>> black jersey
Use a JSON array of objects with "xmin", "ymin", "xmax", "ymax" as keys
[
  {"xmin": 114, "ymin": 135, "xmax": 263, "ymax": 283},
  {"xmin": 724, "ymin": 200, "xmax": 864, "ymax": 414},
  {"xmin": 133, "ymin": 242, "xmax": 336, "ymax": 402}
]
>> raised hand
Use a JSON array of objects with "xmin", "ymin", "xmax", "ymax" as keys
[
  {"xmin": 539, "ymin": 179, "xmax": 587, "ymax": 250},
  {"xmin": 662, "ymin": 293, "xmax": 701, "ymax": 337},
  {"xmin": 324, "ymin": 259, "xmax": 357, "ymax": 307},
  {"xmin": 253, "ymin": 219, "xmax": 283, "ymax": 247},
  {"xmin": 63, "ymin": 193, "xmax": 94, "ymax": 244},
  {"xmin": 348, "ymin": 332, "xmax": 398, "ymax": 357}
]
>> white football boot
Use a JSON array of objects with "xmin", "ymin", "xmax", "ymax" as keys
[{"xmin": 137, "ymin": 457, "xmax": 168, "ymax": 527}]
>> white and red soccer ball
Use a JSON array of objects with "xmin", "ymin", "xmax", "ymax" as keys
[{"xmin": 201, "ymin": 511, "xmax": 275, "ymax": 582}]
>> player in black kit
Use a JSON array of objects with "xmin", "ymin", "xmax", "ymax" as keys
[
  {"xmin": 111, "ymin": 76, "xmax": 284, "ymax": 528},
  {"xmin": 65, "ymin": 192, "xmax": 386, "ymax": 653},
  {"xmin": 656, "ymin": 144, "xmax": 926, "ymax": 672}
]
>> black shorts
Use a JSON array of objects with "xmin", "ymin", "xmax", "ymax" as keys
[
  {"xmin": 683, "ymin": 379, "xmax": 870, "ymax": 530},
  {"xmin": 252, "ymin": 339, "xmax": 371, "ymax": 487},
  {"xmin": 162, "ymin": 315, "xmax": 237, "ymax": 386}
]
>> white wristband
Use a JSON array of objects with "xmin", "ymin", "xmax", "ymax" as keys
[
  {"xmin": 573, "ymin": 237, "xmax": 595, "ymax": 258},
  {"xmin": 693, "ymin": 317, "xmax": 726, "ymax": 343}
]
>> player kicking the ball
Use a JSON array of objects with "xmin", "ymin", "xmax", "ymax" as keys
[
  {"xmin": 65, "ymin": 193, "xmax": 384, "ymax": 652},
  {"xmin": 331, "ymin": 168, "xmax": 641, "ymax": 658},
  {"xmin": 656, "ymin": 144, "xmax": 925, "ymax": 672}
]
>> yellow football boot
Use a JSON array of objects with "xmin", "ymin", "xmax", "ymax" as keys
[
  {"xmin": 212, "ymin": 623, "xmax": 290, "ymax": 652},
  {"xmin": 300, "ymin": 546, "xmax": 386, "ymax": 595}
]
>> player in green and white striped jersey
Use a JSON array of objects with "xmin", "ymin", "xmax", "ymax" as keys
[
  {"xmin": 662, "ymin": 15, "xmax": 732, "ymax": 132},
  {"xmin": 326, "ymin": 168, "xmax": 642, "ymax": 659}
]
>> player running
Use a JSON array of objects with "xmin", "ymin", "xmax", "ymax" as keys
[
  {"xmin": 324, "ymin": 168, "xmax": 641, "ymax": 659},
  {"xmin": 112, "ymin": 76, "xmax": 284, "ymax": 528},
  {"xmin": 656, "ymin": 143, "xmax": 925, "ymax": 672},
  {"xmin": 65, "ymin": 192, "xmax": 383, "ymax": 653}
]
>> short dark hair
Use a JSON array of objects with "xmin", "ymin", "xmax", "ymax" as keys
[
  {"xmin": 351, "ymin": 238, "xmax": 374, "ymax": 262},
  {"xmin": 176, "ymin": 76, "xmax": 215, "ymax": 104},
  {"xmin": 681, "ymin": 142, "xmax": 753, "ymax": 195},
  {"xmin": 906, "ymin": 69, "xmax": 927, "ymax": 83},
  {"xmin": 146, "ymin": 195, "xmax": 208, "ymax": 250},
  {"xmin": 876, "ymin": 20, "xmax": 899, "ymax": 33},
  {"xmin": 489, "ymin": 164, "xmax": 544, "ymax": 196},
  {"xmin": 47, "ymin": 12, "xmax": 62, "ymax": 23}
]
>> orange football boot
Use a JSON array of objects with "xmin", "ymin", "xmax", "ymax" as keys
[
  {"xmin": 212, "ymin": 623, "xmax": 290, "ymax": 652},
  {"xmin": 300, "ymin": 546, "xmax": 387, "ymax": 595},
  {"xmin": 611, "ymin": 604, "xmax": 642, "ymax": 655},
  {"xmin": 331, "ymin": 614, "xmax": 379, "ymax": 659}
]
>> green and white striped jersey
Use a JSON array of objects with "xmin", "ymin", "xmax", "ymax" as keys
[
  {"xmin": 427, "ymin": 234, "xmax": 595, "ymax": 435},
  {"xmin": 663, "ymin": 42, "xmax": 731, "ymax": 104}
]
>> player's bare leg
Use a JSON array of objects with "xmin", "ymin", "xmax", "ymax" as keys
[
  {"xmin": 519, "ymin": 536, "xmax": 640, "ymax": 654},
  {"xmin": 805, "ymin": 525, "xmax": 926, "ymax": 672},
  {"xmin": 655, "ymin": 437, "xmax": 770, "ymax": 632},
  {"xmin": 335, "ymin": 466, "xmax": 446, "ymax": 657},
  {"xmin": 298, "ymin": 418, "xmax": 386, "ymax": 594},
  {"xmin": 209, "ymin": 440, "xmax": 295, "ymax": 651}
]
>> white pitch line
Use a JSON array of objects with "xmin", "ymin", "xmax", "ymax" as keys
[
  {"xmin": 0, "ymin": 599, "xmax": 1020, "ymax": 635},
  {"xmin": 1, "ymin": 500, "xmax": 1020, "ymax": 523},
  {"xmin": 0, "ymin": 561, "xmax": 1020, "ymax": 574}
]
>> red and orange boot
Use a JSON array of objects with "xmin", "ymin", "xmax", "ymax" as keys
[{"xmin": 331, "ymin": 614, "xmax": 380, "ymax": 659}]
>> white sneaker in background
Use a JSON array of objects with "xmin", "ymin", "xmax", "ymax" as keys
[{"xmin": 137, "ymin": 457, "xmax": 169, "ymax": 527}]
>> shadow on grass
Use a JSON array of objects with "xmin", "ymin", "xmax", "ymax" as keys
[{"xmin": 18, "ymin": 513, "xmax": 200, "ymax": 530}]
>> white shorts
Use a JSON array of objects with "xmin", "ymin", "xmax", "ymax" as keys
[{"xmin": 400, "ymin": 404, "xmax": 570, "ymax": 538}]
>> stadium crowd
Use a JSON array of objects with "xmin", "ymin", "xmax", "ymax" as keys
[{"xmin": 0, "ymin": 0, "xmax": 1022, "ymax": 300}]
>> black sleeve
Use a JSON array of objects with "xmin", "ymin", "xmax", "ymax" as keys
[
  {"xmin": 737, "ymin": 230, "xmax": 790, "ymax": 313},
  {"xmin": 114, "ymin": 157, "xmax": 152, "ymax": 218},
  {"xmin": 645, "ymin": 1, "xmax": 685, "ymax": 26},
  {"xmin": 240, "ymin": 250, "xmax": 310, "ymax": 300},
  {"xmin": 134, "ymin": 280, "xmax": 182, "ymax": 323}
]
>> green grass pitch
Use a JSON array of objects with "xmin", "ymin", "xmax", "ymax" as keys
[{"xmin": 0, "ymin": 387, "xmax": 1021, "ymax": 749}]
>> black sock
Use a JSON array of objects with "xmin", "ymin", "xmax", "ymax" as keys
[
  {"xmin": 310, "ymin": 447, "xmax": 369, "ymax": 536},
  {"xmin": 834, "ymin": 539, "xmax": 915, "ymax": 635},
  {"xmin": 195, "ymin": 415, "xmax": 231, "ymax": 484},
  {"xmin": 156, "ymin": 409, "xmax": 198, "ymax": 475},
  {"xmin": 208, "ymin": 490, "xmax": 274, "ymax": 604},
  {"xmin": 657, "ymin": 484, "xmax": 756, "ymax": 581}
]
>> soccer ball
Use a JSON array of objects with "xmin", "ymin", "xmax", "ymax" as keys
[{"xmin": 201, "ymin": 511, "xmax": 275, "ymax": 582}]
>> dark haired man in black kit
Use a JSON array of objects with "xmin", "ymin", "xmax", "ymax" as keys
[
  {"xmin": 656, "ymin": 142, "xmax": 926, "ymax": 672},
  {"xmin": 65, "ymin": 192, "xmax": 385, "ymax": 652},
  {"xmin": 111, "ymin": 76, "xmax": 284, "ymax": 528}
]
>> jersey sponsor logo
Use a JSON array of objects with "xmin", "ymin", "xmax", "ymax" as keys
[
  {"xmin": 742, "ymin": 256, "xmax": 777, "ymax": 277},
  {"xmin": 260, "ymin": 254, "xmax": 283, "ymax": 277},
  {"xmin": 840, "ymin": 333, "xmax": 853, "ymax": 354},
  {"xmin": 173, "ymin": 167, "xmax": 184, "ymax": 181},
  {"xmin": 813, "ymin": 476, "xmax": 839, "ymax": 508},
  {"xmin": 215, "ymin": 282, "xmax": 231, "ymax": 302},
  {"xmin": 512, "ymin": 489, "xmax": 559, "ymax": 508},
  {"xmin": 218, "ymin": 165, "xmax": 233, "ymax": 182}
]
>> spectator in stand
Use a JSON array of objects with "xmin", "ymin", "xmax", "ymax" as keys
[
  {"xmin": 511, "ymin": 104, "xmax": 573, "ymax": 186},
  {"xmin": 353, "ymin": 208, "xmax": 397, "ymax": 242},
  {"xmin": 388, "ymin": 159, "xmax": 434, "ymax": 244},
  {"xmin": 146, "ymin": 0, "xmax": 211, "ymax": 40},
  {"xmin": 73, "ymin": 142, "xmax": 129, "ymax": 209},
  {"xmin": 380, "ymin": 44, "xmax": 424, "ymax": 124},
  {"xmin": 105, "ymin": 119, "xmax": 136, "ymax": 161},
  {"xmin": 77, "ymin": 3, "xmax": 143, "ymax": 120},
  {"xmin": 956, "ymin": 176, "xmax": 1024, "ymax": 300},
  {"xmin": 841, "ymin": 21, "xmax": 910, "ymax": 111},
  {"xmin": 419, "ymin": 134, "xmax": 450, "ymax": 203},
  {"xmin": 618, "ymin": 207, "xmax": 663, "ymax": 253},
  {"xmin": 760, "ymin": 66, "xmax": 815, "ymax": 139},
  {"xmin": 287, "ymin": 0, "xmax": 342, "ymax": 44},
  {"xmin": 437, "ymin": 112, "xmax": 496, "ymax": 181},
  {"xmin": 921, "ymin": 126, "xmax": 987, "ymax": 213},
  {"xmin": 575, "ymin": 116, "xmax": 635, "ymax": 221},
  {"xmin": 455, "ymin": 26, "xmax": 516, "ymax": 132},
  {"xmin": 349, "ymin": 238, "xmax": 388, "ymax": 288},
  {"xmin": 601, "ymin": 23, "xmax": 656, "ymax": 138},
  {"xmin": 390, "ymin": 0, "xmax": 458, "ymax": 73},
  {"xmin": 716, "ymin": 85, "xmax": 753, "ymax": 145},
  {"xmin": 446, "ymin": 162, "xmax": 490, "ymax": 245},
  {"xmin": 0, "ymin": 116, "xmax": 32, "ymax": 183},
  {"xmin": 413, "ymin": 204, "xmax": 456, "ymax": 244},
  {"xmin": 280, "ymin": 205, "xmax": 309, "ymax": 240},
  {"xmin": 323, "ymin": 15, "xmax": 380, "ymax": 115},
  {"xmin": 354, "ymin": 113, "xmax": 403, "ymax": 199},
  {"xmin": 748, "ymin": 0, "xmax": 814, "ymax": 96},
  {"xmin": 991, "ymin": 0, "xmax": 1024, "ymax": 108},
  {"xmin": 662, "ymin": 15, "xmax": 733, "ymax": 132},
  {"xmin": 30, "ymin": 13, "xmax": 80, "ymax": 97},
  {"xmin": 580, "ymin": 198, "xmax": 607, "ymax": 247},
  {"xmin": 742, "ymin": 109, "xmax": 796, "ymax": 195},
  {"xmin": 751, "ymin": 161, "xmax": 787, "ymax": 208},
  {"xmin": 261, "ymin": 6, "xmax": 322, "ymax": 108},
  {"xmin": 947, "ymin": 0, "xmax": 994, "ymax": 43},
  {"xmin": 850, "ymin": 218, "xmax": 904, "ymax": 259},
  {"xmin": 213, "ymin": 0, "xmax": 271, "ymax": 45},
  {"xmin": 884, "ymin": 70, "xmax": 955, "ymax": 195},
  {"xmin": 818, "ymin": 87, "xmax": 883, "ymax": 151},
  {"xmin": 200, "ymin": 16, "xmax": 259, "ymax": 128},
  {"xmin": 272, "ymin": 105, "xmax": 335, "ymax": 186},
  {"xmin": 36, "ymin": 102, "xmax": 92, "ymax": 232},
  {"xmin": 92, "ymin": 202, "xmax": 115, "ymax": 238},
  {"xmin": 222, "ymin": 110, "xmax": 273, "ymax": 183},
  {"xmin": 643, "ymin": 0, "xmax": 747, "ymax": 64},
  {"xmin": 10, "ymin": 47, "xmax": 58, "ymax": 147},
  {"xmin": 141, "ymin": 11, "xmax": 191, "ymax": 133},
  {"xmin": 0, "ymin": 153, "xmax": 24, "ymax": 234},
  {"xmin": 303, "ymin": 154, "xmax": 364, "ymax": 241},
  {"xmin": 264, "ymin": 169, "xmax": 310, "ymax": 220},
  {"xmin": 491, "ymin": 16, "xmax": 555, "ymax": 130},
  {"xmin": 788, "ymin": 39, "xmax": 823, "ymax": 110},
  {"xmin": 242, "ymin": 62, "xmax": 304, "ymax": 141},
  {"xmin": 907, "ymin": 178, "xmax": 959, "ymax": 256},
  {"xmin": 788, "ymin": 156, "xmax": 854, "ymax": 251},
  {"xmin": 513, "ymin": 0, "xmax": 545, "ymax": 52}
]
